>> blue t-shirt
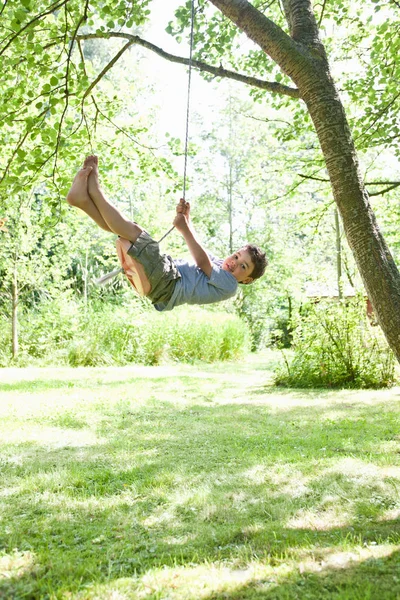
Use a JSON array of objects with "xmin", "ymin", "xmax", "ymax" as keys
[{"xmin": 154, "ymin": 254, "xmax": 238, "ymax": 312}]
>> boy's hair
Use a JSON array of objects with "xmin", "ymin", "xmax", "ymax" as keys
[{"xmin": 244, "ymin": 244, "xmax": 268, "ymax": 282}]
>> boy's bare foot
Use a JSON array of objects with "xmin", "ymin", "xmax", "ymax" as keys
[
  {"xmin": 66, "ymin": 161, "xmax": 112, "ymax": 231},
  {"xmin": 82, "ymin": 154, "xmax": 142, "ymax": 241},
  {"xmin": 84, "ymin": 155, "xmax": 101, "ymax": 199},
  {"xmin": 66, "ymin": 166, "xmax": 93, "ymax": 208}
]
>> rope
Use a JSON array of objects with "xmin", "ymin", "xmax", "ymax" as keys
[
  {"xmin": 182, "ymin": 0, "xmax": 195, "ymax": 201},
  {"xmin": 158, "ymin": 0, "xmax": 195, "ymax": 244},
  {"xmin": 97, "ymin": 2, "xmax": 195, "ymax": 286}
]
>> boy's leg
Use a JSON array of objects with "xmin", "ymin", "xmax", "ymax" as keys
[
  {"xmin": 85, "ymin": 155, "xmax": 143, "ymax": 243},
  {"xmin": 66, "ymin": 166, "xmax": 112, "ymax": 232}
]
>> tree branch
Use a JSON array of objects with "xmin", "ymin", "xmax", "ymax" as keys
[
  {"xmin": 368, "ymin": 182, "xmax": 400, "ymax": 197},
  {"xmin": 354, "ymin": 91, "xmax": 400, "ymax": 143},
  {"xmin": 0, "ymin": 85, "xmax": 65, "ymax": 124},
  {"xmin": 52, "ymin": 0, "xmax": 90, "ymax": 212},
  {"xmin": 298, "ymin": 173, "xmax": 328, "ymax": 182},
  {"xmin": 281, "ymin": 0, "xmax": 322, "ymax": 49},
  {"xmin": 240, "ymin": 113, "xmax": 294, "ymax": 127},
  {"xmin": 77, "ymin": 39, "xmax": 96, "ymax": 152},
  {"xmin": 298, "ymin": 173, "xmax": 400, "ymax": 196},
  {"xmin": 208, "ymin": 0, "xmax": 315, "ymax": 78},
  {"xmin": 317, "ymin": 0, "xmax": 328, "ymax": 27},
  {"xmin": 0, "ymin": 0, "xmax": 70, "ymax": 57},
  {"xmin": 77, "ymin": 32, "xmax": 300, "ymax": 99},
  {"xmin": 0, "ymin": 129, "xmax": 30, "ymax": 186},
  {"xmin": 82, "ymin": 39, "xmax": 134, "ymax": 99},
  {"xmin": 0, "ymin": 0, "xmax": 8, "ymax": 18}
]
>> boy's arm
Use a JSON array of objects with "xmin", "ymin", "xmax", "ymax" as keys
[{"xmin": 173, "ymin": 201, "xmax": 212, "ymax": 278}]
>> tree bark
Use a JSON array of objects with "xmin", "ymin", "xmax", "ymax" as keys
[{"xmin": 210, "ymin": 0, "xmax": 400, "ymax": 362}]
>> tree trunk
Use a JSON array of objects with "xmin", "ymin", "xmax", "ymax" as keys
[
  {"xmin": 209, "ymin": 0, "xmax": 400, "ymax": 362},
  {"xmin": 12, "ymin": 266, "xmax": 18, "ymax": 359},
  {"xmin": 301, "ymin": 69, "xmax": 400, "ymax": 361}
]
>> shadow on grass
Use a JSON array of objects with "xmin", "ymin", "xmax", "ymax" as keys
[
  {"xmin": 198, "ymin": 548, "xmax": 400, "ymax": 599},
  {"xmin": 1, "ymin": 398, "xmax": 400, "ymax": 598}
]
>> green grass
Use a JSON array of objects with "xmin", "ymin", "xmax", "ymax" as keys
[{"xmin": 1, "ymin": 351, "xmax": 400, "ymax": 599}]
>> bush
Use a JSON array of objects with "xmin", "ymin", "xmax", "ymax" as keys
[{"xmin": 274, "ymin": 296, "xmax": 396, "ymax": 389}]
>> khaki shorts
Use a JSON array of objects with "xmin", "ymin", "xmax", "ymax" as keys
[{"xmin": 127, "ymin": 231, "xmax": 181, "ymax": 305}]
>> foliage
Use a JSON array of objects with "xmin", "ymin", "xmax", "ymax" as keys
[
  {"xmin": 0, "ymin": 0, "xmax": 179, "ymax": 211},
  {"xmin": 1, "ymin": 0, "xmax": 400, "ymax": 368},
  {"xmin": 2, "ymin": 0, "xmax": 399, "ymax": 191},
  {"xmin": 275, "ymin": 296, "xmax": 396, "ymax": 389},
  {"xmin": 0, "ymin": 299, "xmax": 250, "ymax": 366}
]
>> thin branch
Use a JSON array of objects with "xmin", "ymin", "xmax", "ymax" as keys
[
  {"xmin": 4, "ymin": 38, "xmax": 65, "ymax": 71},
  {"xmin": 22, "ymin": 150, "xmax": 58, "ymax": 188},
  {"xmin": 92, "ymin": 105, "xmax": 160, "ymax": 151},
  {"xmin": 48, "ymin": 0, "xmax": 90, "ymax": 228},
  {"xmin": 263, "ymin": 168, "xmax": 324, "ymax": 202},
  {"xmin": 309, "ymin": 199, "xmax": 335, "ymax": 238},
  {"xmin": 318, "ymin": 0, "xmax": 328, "ymax": 27},
  {"xmin": 257, "ymin": 0, "xmax": 278, "ymax": 11},
  {"xmin": 354, "ymin": 92, "xmax": 400, "ymax": 143},
  {"xmin": 78, "ymin": 39, "xmax": 95, "ymax": 152},
  {"xmin": 369, "ymin": 182, "xmax": 400, "ymax": 197},
  {"xmin": 299, "ymin": 173, "xmax": 400, "ymax": 196},
  {"xmin": 240, "ymin": 112, "xmax": 294, "ymax": 127},
  {"xmin": 77, "ymin": 32, "xmax": 300, "ymax": 99},
  {"xmin": 0, "ymin": 0, "xmax": 8, "ymax": 17},
  {"xmin": 0, "ymin": 0, "xmax": 69, "ymax": 56},
  {"xmin": 0, "ymin": 129, "xmax": 30, "ymax": 186},
  {"xmin": 83, "ymin": 40, "xmax": 134, "ymax": 99},
  {"xmin": 367, "ymin": 180, "xmax": 400, "ymax": 185},
  {"xmin": 53, "ymin": 0, "xmax": 89, "ymax": 181},
  {"xmin": 298, "ymin": 173, "xmax": 328, "ymax": 182},
  {"xmin": 0, "ymin": 85, "xmax": 65, "ymax": 123}
]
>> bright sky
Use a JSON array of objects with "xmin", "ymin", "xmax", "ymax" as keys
[
  {"xmin": 136, "ymin": 0, "xmax": 399, "ymax": 185},
  {"xmin": 141, "ymin": 0, "xmax": 229, "ymax": 142},
  {"xmin": 143, "ymin": 0, "xmax": 205, "ymax": 138}
]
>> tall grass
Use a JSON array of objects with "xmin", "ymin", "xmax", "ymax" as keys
[{"xmin": 0, "ymin": 299, "xmax": 250, "ymax": 366}]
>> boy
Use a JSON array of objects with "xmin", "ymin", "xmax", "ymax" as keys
[{"xmin": 66, "ymin": 155, "xmax": 267, "ymax": 312}]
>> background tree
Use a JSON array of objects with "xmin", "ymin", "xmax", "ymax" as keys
[{"xmin": 1, "ymin": 0, "xmax": 400, "ymax": 361}]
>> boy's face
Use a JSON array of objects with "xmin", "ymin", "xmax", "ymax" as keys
[{"xmin": 222, "ymin": 248, "xmax": 254, "ymax": 284}]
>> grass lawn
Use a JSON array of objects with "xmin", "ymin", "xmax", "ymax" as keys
[{"xmin": 1, "ymin": 350, "xmax": 400, "ymax": 599}]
